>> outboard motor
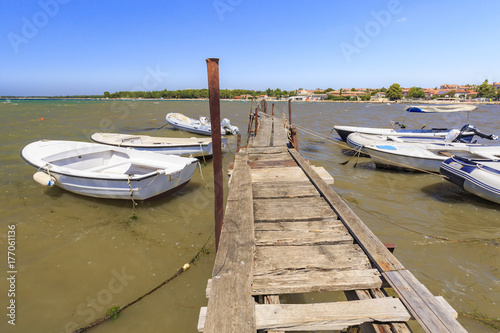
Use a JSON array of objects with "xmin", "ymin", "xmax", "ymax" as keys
[
  {"xmin": 221, "ymin": 118, "xmax": 239, "ymax": 135},
  {"xmin": 453, "ymin": 124, "xmax": 498, "ymax": 143}
]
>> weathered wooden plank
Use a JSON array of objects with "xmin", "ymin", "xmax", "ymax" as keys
[
  {"xmin": 252, "ymin": 268, "xmax": 383, "ymax": 295},
  {"xmin": 248, "ymin": 152, "xmax": 293, "ymax": 161},
  {"xmin": 254, "ymin": 218, "xmax": 344, "ymax": 231},
  {"xmin": 246, "ymin": 147, "xmax": 289, "ymax": 154},
  {"xmin": 252, "ymin": 182, "xmax": 320, "ymax": 199},
  {"xmin": 345, "ymin": 289, "xmax": 412, "ymax": 333},
  {"xmin": 254, "ymin": 298, "xmax": 411, "ymax": 331},
  {"xmin": 288, "ymin": 148, "xmax": 405, "ymax": 272},
  {"xmin": 252, "ymin": 117, "xmax": 273, "ymax": 147},
  {"xmin": 251, "ymin": 166, "xmax": 333, "ymax": 184},
  {"xmin": 272, "ymin": 116, "xmax": 289, "ymax": 147},
  {"xmin": 254, "ymin": 197, "xmax": 335, "ymax": 222},
  {"xmin": 248, "ymin": 159, "xmax": 297, "ymax": 169},
  {"xmin": 202, "ymin": 152, "xmax": 256, "ymax": 333},
  {"xmin": 383, "ymin": 270, "xmax": 467, "ymax": 333},
  {"xmin": 254, "ymin": 219, "xmax": 352, "ymax": 246},
  {"xmin": 254, "ymin": 244, "xmax": 372, "ymax": 275}
]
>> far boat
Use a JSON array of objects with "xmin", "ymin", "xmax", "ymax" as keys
[
  {"xmin": 166, "ymin": 112, "xmax": 239, "ymax": 136},
  {"xmin": 90, "ymin": 132, "xmax": 228, "ymax": 157},
  {"xmin": 440, "ymin": 156, "xmax": 500, "ymax": 204},
  {"xmin": 21, "ymin": 140, "xmax": 198, "ymax": 200},
  {"xmin": 334, "ymin": 105, "xmax": 478, "ymax": 142}
]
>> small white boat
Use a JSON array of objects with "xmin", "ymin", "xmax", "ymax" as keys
[
  {"xmin": 334, "ymin": 105, "xmax": 478, "ymax": 142},
  {"xmin": 90, "ymin": 133, "xmax": 227, "ymax": 157},
  {"xmin": 21, "ymin": 140, "xmax": 198, "ymax": 200},
  {"xmin": 166, "ymin": 113, "xmax": 239, "ymax": 136},
  {"xmin": 440, "ymin": 156, "xmax": 500, "ymax": 204}
]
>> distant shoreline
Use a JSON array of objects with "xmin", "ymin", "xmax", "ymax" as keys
[{"xmin": 1, "ymin": 97, "xmax": 499, "ymax": 105}]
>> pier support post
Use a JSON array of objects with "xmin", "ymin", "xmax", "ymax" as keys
[{"xmin": 206, "ymin": 58, "xmax": 224, "ymax": 252}]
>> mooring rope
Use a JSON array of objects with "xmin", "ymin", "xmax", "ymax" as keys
[{"xmin": 73, "ymin": 232, "xmax": 214, "ymax": 333}]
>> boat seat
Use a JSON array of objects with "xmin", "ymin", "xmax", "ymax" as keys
[{"xmin": 86, "ymin": 162, "xmax": 132, "ymax": 174}]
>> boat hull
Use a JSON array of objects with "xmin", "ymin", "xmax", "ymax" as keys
[
  {"xmin": 166, "ymin": 113, "xmax": 226, "ymax": 136},
  {"xmin": 90, "ymin": 133, "xmax": 226, "ymax": 157},
  {"xmin": 21, "ymin": 140, "xmax": 198, "ymax": 200},
  {"xmin": 440, "ymin": 157, "xmax": 500, "ymax": 204}
]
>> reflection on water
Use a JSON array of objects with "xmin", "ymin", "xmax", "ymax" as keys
[{"xmin": 0, "ymin": 100, "xmax": 499, "ymax": 332}]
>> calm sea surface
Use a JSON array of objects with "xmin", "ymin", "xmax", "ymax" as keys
[{"xmin": 0, "ymin": 99, "xmax": 499, "ymax": 333}]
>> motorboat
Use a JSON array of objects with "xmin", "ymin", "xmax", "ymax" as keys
[
  {"xmin": 21, "ymin": 140, "xmax": 198, "ymax": 200},
  {"xmin": 166, "ymin": 113, "xmax": 239, "ymax": 136},
  {"xmin": 359, "ymin": 138, "xmax": 500, "ymax": 173},
  {"xmin": 440, "ymin": 156, "xmax": 500, "ymax": 204},
  {"xmin": 346, "ymin": 124, "xmax": 497, "ymax": 154},
  {"xmin": 334, "ymin": 105, "xmax": 478, "ymax": 142},
  {"xmin": 90, "ymin": 132, "xmax": 227, "ymax": 157}
]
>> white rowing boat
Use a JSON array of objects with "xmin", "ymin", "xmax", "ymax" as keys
[
  {"xmin": 90, "ymin": 132, "xmax": 227, "ymax": 157},
  {"xmin": 21, "ymin": 140, "xmax": 198, "ymax": 200}
]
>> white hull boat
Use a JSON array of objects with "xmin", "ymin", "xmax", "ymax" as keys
[
  {"xmin": 166, "ymin": 113, "xmax": 239, "ymax": 136},
  {"xmin": 352, "ymin": 134, "xmax": 500, "ymax": 172},
  {"xmin": 334, "ymin": 105, "xmax": 478, "ymax": 142},
  {"xmin": 90, "ymin": 132, "xmax": 227, "ymax": 157},
  {"xmin": 440, "ymin": 156, "xmax": 500, "ymax": 204},
  {"xmin": 21, "ymin": 140, "xmax": 198, "ymax": 200}
]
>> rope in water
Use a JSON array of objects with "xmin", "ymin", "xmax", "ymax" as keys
[{"xmin": 73, "ymin": 232, "xmax": 214, "ymax": 333}]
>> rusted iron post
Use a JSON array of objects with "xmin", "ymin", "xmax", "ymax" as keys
[
  {"xmin": 272, "ymin": 103, "xmax": 275, "ymax": 117},
  {"xmin": 255, "ymin": 107, "xmax": 259, "ymax": 135},
  {"xmin": 291, "ymin": 126, "xmax": 298, "ymax": 151},
  {"xmin": 206, "ymin": 58, "xmax": 224, "ymax": 252},
  {"xmin": 288, "ymin": 99, "xmax": 292, "ymax": 126},
  {"xmin": 236, "ymin": 134, "xmax": 241, "ymax": 152}
]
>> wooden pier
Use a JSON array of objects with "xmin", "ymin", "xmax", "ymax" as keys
[{"xmin": 198, "ymin": 111, "xmax": 467, "ymax": 332}]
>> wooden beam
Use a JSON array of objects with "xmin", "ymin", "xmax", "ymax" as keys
[
  {"xmin": 254, "ymin": 298, "xmax": 411, "ymax": 331},
  {"xmin": 202, "ymin": 152, "xmax": 256, "ymax": 333},
  {"xmin": 252, "ymin": 268, "xmax": 383, "ymax": 295},
  {"xmin": 252, "ymin": 116, "xmax": 273, "ymax": 147},
  {"xmin": 272, "ymin": 116, "xmax": 289, "ymax": 147}
]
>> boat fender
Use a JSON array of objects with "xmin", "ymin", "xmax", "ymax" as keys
[{"xmin": 33, "ymin": 172, "xmax": 56, "ymax": 187}]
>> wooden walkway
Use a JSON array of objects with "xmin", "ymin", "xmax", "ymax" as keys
[{"xmin": 198, "ymin": 114, "xmax": 467, "ymax": 332}]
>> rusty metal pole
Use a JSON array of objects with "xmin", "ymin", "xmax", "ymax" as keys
[
  {"xmin": 272, "ymin": 103, "xmax": 275, "ymax": 117},
  {"xmin": 255, "ymin": 107, "xmax": 259, "ymax": 135},
  {"xmin": 288, "ymin": 99, "xmax": 292, "ymax": 126},
  {"xmin": 206, "ymin": 58, "xmax": 223, "ymax": 252}
]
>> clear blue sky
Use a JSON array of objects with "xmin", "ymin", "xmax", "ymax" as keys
[{"xmin": 1, "ymin": 0, "xmax": 499, "ymax": 96}]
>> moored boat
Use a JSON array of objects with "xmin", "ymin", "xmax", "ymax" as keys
[
  {"xmin": 355, "ymin": 134, "xmax": 500, "ymax": 172},
  {"xmin": 440, "ymin": 156, "xmax": 500, "ymax": 204},
  {"xmin": 90, "ymin": 132, "xmax": 227, "ymax": 157},
  {"xmin": 21, "ymin": 140, "xmax": 198, "ymax": 200},
  {"xmin": 166, "ymin": 112, "xmax": 239, "ymax": 136},
  {"xmin": 334, "ymin": 105, "xmax": 478, "ymax": 142}
]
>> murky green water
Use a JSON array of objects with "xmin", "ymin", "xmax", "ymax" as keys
[{"xmin": 0, "ymin": 100, "xmax": 499, "ymax": 332}]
